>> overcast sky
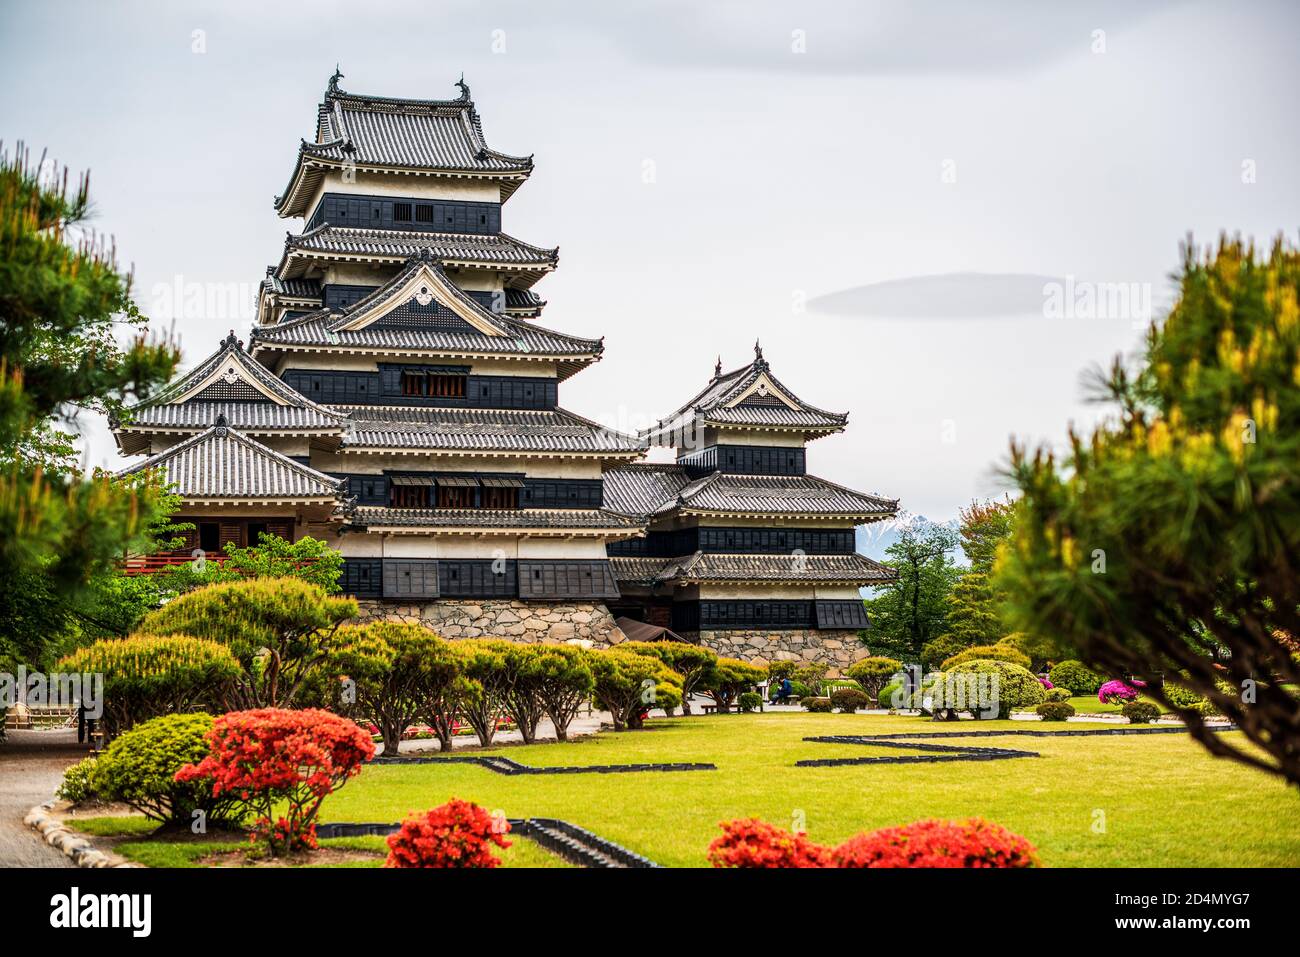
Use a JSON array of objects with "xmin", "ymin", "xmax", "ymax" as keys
[{"xmin": 3, "ymin": 0, "xmax": 1298, "ymax": 523}]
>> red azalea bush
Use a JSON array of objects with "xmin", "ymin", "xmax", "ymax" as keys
[
  {"xmin": 706, "ymin": 818, "xmax": 833, "ymax": 868},
  {"xmin": 385, "ymin": 798, "xmax": 511, "ymax": 868},
  {"xmin": 708, "ymin": 817, "xmax": 1038, "ymax": 868},
  {"xmin": 175, "ymin": 707, "xmax": 374, "ymax": 854},
  {"xmin": 832, "ymin": 818, "xmax": 1040, "ymax": 868}
]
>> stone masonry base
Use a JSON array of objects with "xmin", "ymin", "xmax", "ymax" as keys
[
  {"xmin": 353, "ymin": 599, "xmax": 627, "ymax": 645},
  {"xmin": 352, "ymin": 601, "xmax": 864, "ymax": 673},
  {"xmin": 692, "ymin": 629, "xmax": 869, "ymax": 675}
]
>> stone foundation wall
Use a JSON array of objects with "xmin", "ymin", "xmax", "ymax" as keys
[
  {"xmin": 692, "ymin": 629, "xmax": 869, "ymax": 675},
  {"xmin": 353, "ymin": 599, "xmax": 626, "ymax": 646}
]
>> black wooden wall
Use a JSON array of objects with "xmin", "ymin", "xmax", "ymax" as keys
[{"xmin": 306, "ymin": 193, "xmax": 502, "ymax": 235}]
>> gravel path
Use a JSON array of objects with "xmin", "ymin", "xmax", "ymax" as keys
[{"xmin": 0, "ymin": 729, "xmax": 89, "ymax": 867}]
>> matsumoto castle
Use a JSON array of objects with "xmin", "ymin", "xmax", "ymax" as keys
[{"xmin": 115, "ymin": 72, "xmax": 899, "ymax": 672}]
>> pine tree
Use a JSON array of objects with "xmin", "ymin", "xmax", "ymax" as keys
[{"xmin": 0, "ymin": 144, "xmax": 179, "ymax": 666}]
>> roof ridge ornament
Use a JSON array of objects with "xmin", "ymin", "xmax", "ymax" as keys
[
  {"xmin": 753, "ymin": 339, "xmax": 768, "ymax": 369},
  {"xmin": 456, "ymin": 73, "xmax": 471, "ymax": 101},
  {"xmin": 214, "ymin": 413, "xmax": 229, "ymax": 436},
  {"xmin": 221, "ymin": 329, "xmax": 242, "ymax": 350},
  {"xmin": 328, "ymin": 65, "xmax": 344, "ymax": 94},
  {"xmin": 714, "ymin": 355, "xmax": 722, "ymax": 378}
]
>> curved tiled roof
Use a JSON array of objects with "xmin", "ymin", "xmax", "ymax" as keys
[
  {"xmin": 611, "ymin": 552, "xmax": 895, "ymax": 586},
  {"xmin": 276, "ymin": 75, "xmax": 533, "ymax": 216},
  {"xmin": 643, "ymin": 346, "xmax": 847, "ymax": 444},
  {"xmin": 601, "ymin": 463, "xmax": 692, "ymax": 519},
  {"xmin": 603, "ymin": 465, "xmax": 897, "ymax": 521},
  {"xmin": 349, "ymin": 506, "xmax": 640, "ymax": 531},
  {"xmin": 281, "ymin": 224, "xmax": 556, "ymax": 269},
  {"xmin": 127, "ymin": 401, "xmax": 346, "ymax": 432},
  {"xmin": 118, "ymin": 422, "xmax": 344, "ymax": 502},
  {"xmin": 338, "ymin": 407, "xmax": 645, "ymax": 455}
]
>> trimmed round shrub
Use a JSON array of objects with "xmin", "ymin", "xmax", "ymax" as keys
[
  {"xmin": 176, "ymin": 707, "xmax": 375, "ymax": 855},
  {"xmin": 920, "ymin": 634, "xmax": 968, "ymax": 671},
  {"xmin": 1099, "ymin": 678, "xmax": 1146, "ymax": 704},
  {"xmin": 57, "ymin": 757, "xmax": 102, "ymax": 805},
  {"xmin": 590, "ymin": 648, "xmax": 684, "ymax": 730},
  {"xmin": 843, "ymin": 657, "xmax": 902, "ymax": 701},
  {"xmin": 738, "ymin": 691, "xmax": 763, "ymax": 713},
  {"xmin": 931, "ymin": 660, "xmax": 1046, "ymax": 719},
  {"xmin": 384, "ymin": 798, "xmax": 511, "ymax": 868},
  {"xmin": 832, "ymin": 818, "xmax": 1039, "ymax": 868},
  {"xmin": 802, "ymin": 696, "xmax": 834, "ymax": 713},
  {"xmin": 1035, "ymin": 701, "xmax": 1076, "ymax": 721},
  {"xmin": 789, "ymin": 681, "xmax": 814, "ymax": 698},
  {"xmin": 1049, "ymin": 659, "xmax": 1103, "ymax": 696},
  {"xmin": 1045, "ymin": 686, "xmax": 1073, "ymax": 703},
  {"xmin": 93, "ymin": 712, "xmax": 241, "ymax": 825},
  {"xmin": 829, "ymin": 688, "xmax": 870, "ymax": 713},
  {"xmin": 707, "ymin": 819, "xmax": 831, "ymax": 868},
  {"xmin": 1122, "ymin": 701, "xmax": 1161, "ymax": 724},
  {"xmin": 135, "ymin": 577, "xmax": 357, "ymax": 709},
  {"xmin": 940, "ymin": 644, "xmax": 1031, "ymax": 672},
  {"xmin": 697, "ymin": 657, "xmax": 765, "ymax": 714},
  {"xmin": 57, "ymin": 634, "xmax": 241, "ymax": 739},
  {"xmin": 876, "ymin": 681, "xmax": 906, "ymax": 709}
]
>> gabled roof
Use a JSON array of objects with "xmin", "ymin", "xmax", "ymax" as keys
[
  {"xmin": 276, "ymin": 73, "xmax": 533, "ymax": 217},
  {"xmin": 117, "ymin": 419, "xmax": 345, "ymax": 504},
  {"xmin": 611, "ymin": 552, "xmax": 895, "ymax": 586},
  {"xmin": 602, "ymin": 464, "xmax": 897, "ymax": 522},
  {"xmin": 250, "ymin": 254, "xmax": 601, "ymax": 378},
  {"xmin": 114, "ymin": 332, "xmax": 348, "ymax": 453},
  {"xmin": 274, "ymin": 224, "xmax": 558, "ymax": 287},
  {"xmin": 336, "ymin": 407, "xmax": 645, "ymax": 457},
  {"xmin": 642, "ymin": 344, "xmax": 848, "ymax": 445}
]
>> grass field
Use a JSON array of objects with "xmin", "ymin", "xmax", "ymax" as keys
[{"xmin": 317, "ymin": 712, "xmax": 1300, "ymax": 868}]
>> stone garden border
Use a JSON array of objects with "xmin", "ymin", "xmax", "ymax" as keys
[
  {"xmin": 24, "ymin": 799, "xmax": 139, "ymax": 869},
  {"xmin": 371, "ymin": 754, "xmax": 716, "ymax": 775},
  {"xmin": 316, "ymin": 818, "xmax": 661, "ymax": 868},
  {"xmin": 797, "ymin": 724, "xmax": 1240, "ymax": 767}
]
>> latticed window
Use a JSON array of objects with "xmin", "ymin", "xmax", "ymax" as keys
[
  {"xmin": 400, "ymin": 371, "xmax": 465, "ymax": 397},
  {"xmin": 437, "ymin": 486, "xmax": 474, "ymax": 508},
  {"xmin": 415, "ymin": 204, "xmax": 434, "ymax": 223},
  {"xmin": 393, "ymin": 202, "xmax": 412, "ymax": 222},
  {"xmin": 481, "ymin": 486, "xmax": 518, "ymax": 509},
  {"xmin": 390, "ymin": 485, "xmax": 432, "ymax": 508}
]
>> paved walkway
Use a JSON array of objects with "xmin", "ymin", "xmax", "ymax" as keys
[
  {"xmin": 395, "ymin": 712, "xmax": 608, "ymax": 754},
  {"xmin": 0, "ymin": 729, "xmax": 89, "ymax": 867}
]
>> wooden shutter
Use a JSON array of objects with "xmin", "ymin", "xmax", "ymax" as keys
[
  {"xmin": 815, "ymin": 601, "xmax": 869, "ymax": 630},
  {"xmin": 381, "ymin": 560, "xmax": 440, "ymax": 599}
]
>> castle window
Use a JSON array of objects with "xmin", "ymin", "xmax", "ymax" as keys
[
  {"xmin": 437, "ymin": 485, "xmax": 474, "ymax": 509},
  {"xmin": 389, "ymin": 484, "xmax": 432, "ymax": 508},
  {"xmin": 415, "ymin": 205, "xmax": 433, "ymax": 223},
  {"xmin": 393, "ymin": 203, "xmax": 412, "ymax": 222},
  {"xmin": 428, "ymin": 375, "xmax": 465, "ymax": 398}
]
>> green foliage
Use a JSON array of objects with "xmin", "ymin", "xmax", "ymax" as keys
[
  {"xmin": 590, "ymin": 648, "xmax": 683, "ymax": 731},
  {"xmin": 792, "ymin": 663, "xmax": 829, "ymax": 696},
  {"xmin": 92, "ymin": 712, "xmax": 241, "ymax": 825},
  {"xmin": 940, "ymin": 644, "xmax": 1031, "ymax": 671},
  {"xmin": 829, "ymin": 688, "xmax": 870, "ymax": 713},
  {"xmin": 802, "ymin": 696, "xmax": 833, "ymax": 713},
  {"xmin": 945, "ymin": 571, "xmax": 1004, "ymax": 647},
  {"xmin": 1122, "ymin": 702, "xmax": 1161, "ymax": 724},
  {"xmin": 765, "ymin": 661, "xmax": 797, "ymax": 681},
  {"xmin": 738, "ymin": 691, "xmax": 763, "ymax": 713},
  {"xmin": 1045, "ymin": 686, "xmax": 1073, "ymax": 703},
  {"xmin": 135, "ymin": 577, "xmax": 356, "ymax": 709},
  {"xmin": 919, "ymin": 633, "xmax": 969, "ymax": 672},
  {"xmin": 619, "ymin": 640, "xmax": 717, "ymax": 713},
  {"xmin": 530, "ymin": 643, "xmax": 596, "ymax": 741},
  {"xmin": 861, "ymin": 518, "xmax": 961, "ymax": 661},
  {"xmin": 1049, "ymin": 660, "xmax": 1103, "ymax": 696},
  {"xmin": 996, "ymin": 631, "xmax": 1067, "ymax": 672},
  {"xmin": 932, "ymin": 659, "xmax": 1046, "ymax": 719},
  {"xmin": 451, "ymin": 639, "xmax": 511, "ymax": 745},
  {"xmin": 0, "ymin": 145, "xmax": 179, "ymax": 669},
  {"xmin": 326, "ymin": 622, "xmax": 460, "ymax": 756},
  {"xmin": 843, "ymin": 657, "xmax": 902, "ymax": 700},
  {"xmin": 997, "ymin": 237, "xmax": 1300, "ymax": 783},
  {"xmin": 698, "ymin": 657, "xmax": 766, "ymax": 713},
  {"xmin": 57, "ymin": 757, "xmax": 102, "ymax": 804},
  {"xmin": 877, "ymin": 681, "xmax": 903, "ymax": 709},
  {"xmin": 56, "ymin": 634, "xmax": 240, "ymax": 738},
  {"xmin": 1036, "ymin": 701, "xmax": 1076, "ymax": 721}
]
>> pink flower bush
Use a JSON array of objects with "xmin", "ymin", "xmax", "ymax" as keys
[
  {"xmin": 1038, "ymin": 677, "xmax": 1054, "ymax": 690},
  {"xmin": 1098, "ymin": 678, "xmax": 1146, "ymax": 704}
]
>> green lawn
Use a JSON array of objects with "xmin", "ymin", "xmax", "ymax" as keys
[
  {"xmin": 69, "ymin": 815, "xmax": 570, "ymax": 868},
  {"xmin": 318, "ymin": 712, "xmax": 1300, "ymax": 868}
]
